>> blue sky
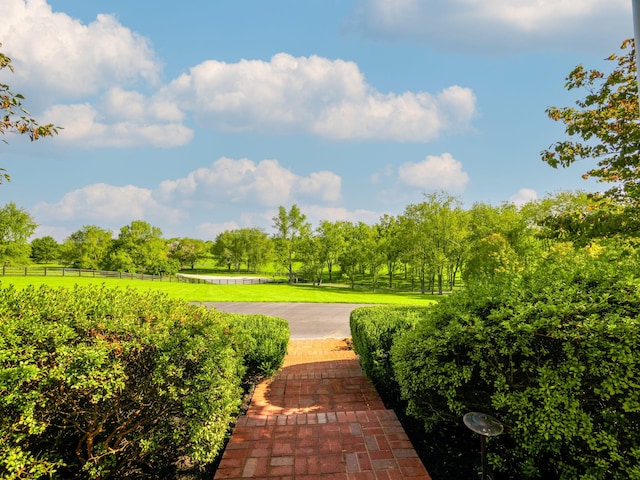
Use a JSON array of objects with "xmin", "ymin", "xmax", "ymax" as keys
[{"xmin": 0, "ymin": 0, "xmax": 633, "ymax": 241}]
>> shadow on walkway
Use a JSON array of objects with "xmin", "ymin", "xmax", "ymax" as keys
[{"xmin": 213, "ymin": 338, "xmax": 431, "ymax": 479}]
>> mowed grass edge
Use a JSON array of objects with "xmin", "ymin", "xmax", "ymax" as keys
[{"xmin": 0, "ymin": 276, "xmax": 438, "ymax": 305}]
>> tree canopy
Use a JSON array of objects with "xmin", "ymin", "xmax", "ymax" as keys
[
  {"xmin": 0, "ymin": 202, "xmax": 37, "ymax": 266},
  {"xmin": 60, "ymin": 225, "xmax": 113, "ymax": 270},
  {"xmin": 541, "ymin": 39, "xmax": 640, "ymax": 204},
  {"xmin": 272, "ymin": 205, "xmax": 310, "ymax": 283},
  {"xmin": 30, "ymin": 236, "xmax": 60, "ymax": 264}
]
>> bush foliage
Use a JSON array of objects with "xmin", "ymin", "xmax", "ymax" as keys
[
  {"xmin": 349, "ymin": 305, "xmax": 432, "ymax": 398},
  {"xmin": 223, "ymin": 312, "xmax": 289, "ymax": 381},
  {"xmin": 390, "ymin": 244, "xmax": 640, "ymax": 479},
  {"xmin": 0, "ymin": 284, "xmax": 289, "ymax": 479}
]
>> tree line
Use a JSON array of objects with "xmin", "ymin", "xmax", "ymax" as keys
[{"xmin": 0, "ymin": 189, "xmax": 597, "ymax": 293}]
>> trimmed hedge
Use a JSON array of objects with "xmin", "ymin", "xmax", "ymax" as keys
[
  {"xmin": 349, "ymin": 305, "xmax": 432, "ymax": 399},
  {"xmin": 391, "ymin": 246, "xmax": 640, "ymax": 479},
  {"xmin": 0, "ymin": 284, "xmax": 289, "ymax": 479},
  {"xmin": 223, "ymin": 312, "xmax": 289, "ymax": 381}
]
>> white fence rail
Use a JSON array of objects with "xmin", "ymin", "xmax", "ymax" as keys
[{"xmin": 176, "ymin": 274, "xmax": 274, "ymax": 285}]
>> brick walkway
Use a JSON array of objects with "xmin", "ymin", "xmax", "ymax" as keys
[{"xmin": 214, "ymin": 338, "xmax": 432, "ymax": 480}]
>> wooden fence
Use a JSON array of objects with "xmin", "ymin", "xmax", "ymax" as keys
[
  {"xmin": 0, "ymin": 267, "xmax": 276, "ymax": 285},
  {"xmin": 0, "ymin": 266, "xmax": 172, "ymax": 281}
]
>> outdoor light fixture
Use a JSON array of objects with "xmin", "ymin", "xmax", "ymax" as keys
[{"xmin": 463, "ymin": 412, "xmax": 504, "ymax": 480}]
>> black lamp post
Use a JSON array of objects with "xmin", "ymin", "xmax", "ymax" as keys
[{"xmin": 463, "ymin": 412, "xmax": 504, "ymax": 480}]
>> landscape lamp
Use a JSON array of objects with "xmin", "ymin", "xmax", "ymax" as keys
[{"xmin": 463, "ymin": 412, "xmax": 504, "ymax": 480}]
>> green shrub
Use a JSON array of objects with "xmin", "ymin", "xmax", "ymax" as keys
[
  {"xmin": 223, "ymin": 313, "xmax": 289, "ymax": 381},
  {"xmin": 350, "ymin": 305, "xmax": 432, "ymax": 398},
  {"xmin": 391, "ymin": 245, "xmax": 640, "ymax": 479},
  {"xmin": 0, "ymin": 284, "xmax": 246, "ymax": 479}
]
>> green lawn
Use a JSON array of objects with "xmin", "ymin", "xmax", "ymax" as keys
[{"xmin": 0, "ymin": 276, "xmax": 438, "ymax": 305}]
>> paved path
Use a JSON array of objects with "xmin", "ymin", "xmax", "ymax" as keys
[
  {"xmin": 204, "ymin": 302, "xmax": 371, "ymax": 339},
  {"xmin": 213, "ymin": 338, "xmax": 431, "ymax": 480}
]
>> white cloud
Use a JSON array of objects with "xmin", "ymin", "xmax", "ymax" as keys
[
  {"xmin": 29, "ymin": 159, "xmax": 393, "ymax": 240},
  {"xmin": 103, "ymin": 88, "xmax": 184, "ymax": 123},
  {"xmin": 297, "ymin": 172, "xmax": 342, "ymax": 203},
  {"xmin": 510, "ymin": 188, "xmax": 538, "ymax": 206},
  {"xmin": 0, "ymin": 0, "xmax": 160, "ymax": 99},
  {"xmin": 0, "ymin": 1, "xmax": 191, "ymax": 149},
  {"xmin": 163, "ymin": 53, "xmax": 476, "ymax": 141},
  {"xmin": 1, "ymin": 3, "xmax": 478, "ymax": 146},
  {"xmin": 397, "ymin": 153, "xmax": 469, "ymax": 193},
  {"xmin": 349, "ymin": 0, "xmax": 630, "ymax": 53},
  {"xmin": 157, "ymin": 157, "xmax": 343, "ymax": 207},
  {"xmin": 312, "ymin": 86, "xmax": 476, "ymax": 141},
  {"xmin": 32, "ymin": 183, "xmax": 185, "ymax": 226},
  {"xmin": 43, "ymin": 102, "xmax": 193, "ymax": 148}
]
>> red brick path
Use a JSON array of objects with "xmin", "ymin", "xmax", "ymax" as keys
[{"xmin": 213, "ymin": 339, "xmax": 431, "ymax": 480}]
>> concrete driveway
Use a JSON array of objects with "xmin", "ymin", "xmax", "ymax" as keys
[{"xmin": 200, "ymin": 302, "xmax": 372, "ymax": 339}]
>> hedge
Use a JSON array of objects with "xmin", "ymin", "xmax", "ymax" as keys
[
  {"xmin": 0, "ymin": 284, "xmax": 289, "ymax": 479},
  {"xmin": 391, "ymin": 245, "xmax": 640, "ymax": 479},
  {"xmin": 223, "ymin": 312, "xmax": 289, "ymax": 381},
  {"xmin": 349, "ymin": 305, "xmax": 432, "ymax": 400}
]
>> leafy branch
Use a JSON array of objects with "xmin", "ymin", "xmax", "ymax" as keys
[
  {"xmin": 541, "ymin": 38, "xmax": 640, "ymax": 204},
  {"xmin": 1, "ymin": 44, "xmax": 60, "ymax": 183}
]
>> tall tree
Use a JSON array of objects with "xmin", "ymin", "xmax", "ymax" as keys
[
  {"xmin": 377, "ymin": 214, "xmax": 404, "ymax": 288},
  {"xmin": 211, "ymin": 228, "xmax": 271, "ymax": 272},
  {"xmin": 60, "ymin": 225, "xmax": 113, "ymax": 269},
  {"xmin": 465, "ymin": 201, "xmax": 541, "ymax": 283},
  {"xmin": 444, "ymin": 207, "xmax": 469, "ymax": 289},
  {"xmin": 337, "ymin": 221, "xmax": 370, "ymax": 289},
  {"xmin": 468, "ymin": 202, "xmax": 533, "ymax": 260},
  {"xmin": 243, "ymin": 228, "xmax": 272, "ymax": 273},
  {"xmin": 30, "ymin": 236, "xmax": 60, "ymax": 264},
  {"xmin": 1, "ymin": 45, "xmax": 58, "ymax": 182},
  {"xmin": 109, "ymin": 220, "xmax": 176, "ymax": 274},
  {"xmin": 298, "ymin": 234, "xmax": 325, "ymax": 285},
  {"xmin": 361, "ymin": 222, "xmax": 384, "ymax": 290},
  {"xmin": 315, "ymin": 220, "xmax": 347, "ymax": 282},
  {"xmin": 0, "ymin": 202, "xmax": 36, "ymax": 266},
  {"xmin": 211, "ymin": 230, "xmax": 239, "ymax": 271},
  {"xmin": 168, "ymin": 237, "xmax": 208, "ymax": 270},
  {"xmin": 271, "ymin": 205, "xmax": 311, "ymax": 283},
  {"xmin": 541, "ymin": 39, "xmax": 640, "ymax": 203},
  {"xmin": 401, "ymin": 192, "xmax": 462, "ymax": 294}
]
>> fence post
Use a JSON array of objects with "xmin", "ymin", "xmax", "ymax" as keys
[{"xmin": 25, "ymin": 267, "xmax": 27, "ymax": 276}]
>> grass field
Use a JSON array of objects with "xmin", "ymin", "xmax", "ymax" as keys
[{"xmin": 0, "ymin": 276, "xmax": 438, "ymax": 305}]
